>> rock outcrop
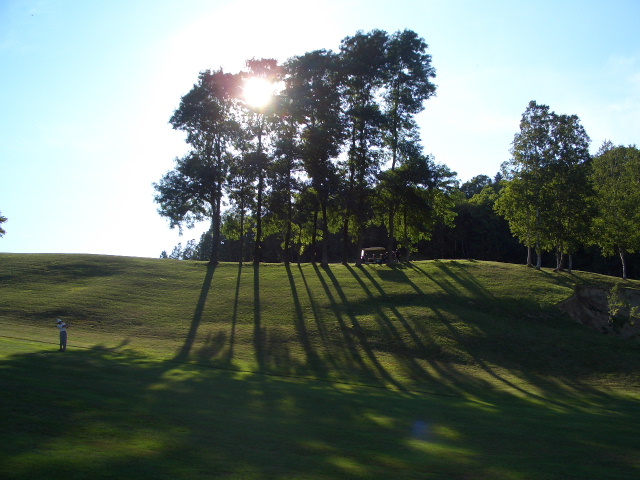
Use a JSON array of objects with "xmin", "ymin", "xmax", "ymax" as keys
[{"xmin": 558, "ymin": 285, "xmax": 640, "ymax": 339}]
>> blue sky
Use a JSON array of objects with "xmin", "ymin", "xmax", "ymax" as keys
[{"xmin": 1, "ymin": 0, "xmax": 639, "ymax": 257}]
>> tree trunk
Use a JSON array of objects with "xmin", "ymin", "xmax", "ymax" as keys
[
  {"xmin": 555, "ymin": 249, "xmax": 564, "ymax": 272},
  {"xmin": 283, "ymin": 193, "xmax": 292, "ymax": 266},
  {"xmin": 341, "ymin": 213, "xmax": 350, "ymax": 265},
  {"xmin": 536, "ymin": 251, "xmax": 542, "ymax": 270},
  {"xmin": 620, "ymin": 247, "xmax": 628, "ymax": 280},
  {"xmin": 387, "ymin": 117, "xmax": 398, "ymax": 266},
  {"xmin": 283, "ymin": 220, "xmax": 291, "ymax": 266},
  {"xmin": 210, "ymin": 192, "xmax": 221, "ymax": 265},
  {"xmin": 296, "ymin": 224, "xmax": 302, "ymax": 266},
  {"xmin": 253, "ymin": 124, "xmax": 264, "ymax": 266},
  {"xmin": 386, "ymin": 207, "xmax": 396, "ymax": 266},
  {"xmin": 311, "ymin": 206, "xmax": 319, "ymax": 264},
  {"xmin": 403, "ymin": 209, "xmax": 410, "ymax": 262},
  {"xmin": 568, "ymin": 254, "xmax": 573, "ymax": 273},
  {"xmin": 321, "ymin": 202, "xmax": 329, "ymax": 268},
  {"xmin": 239, "ymin": 210, "xmax": 245, "ymax": 266}
]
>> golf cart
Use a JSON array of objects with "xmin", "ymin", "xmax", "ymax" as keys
[{"xmin": 361, "ymin": 247, "xmax": 386, "ymax": 264}]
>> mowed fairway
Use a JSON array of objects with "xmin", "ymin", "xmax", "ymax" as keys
[{"xmin": 1, "ymin": 254, "xmax": 639, "ymax": 479}]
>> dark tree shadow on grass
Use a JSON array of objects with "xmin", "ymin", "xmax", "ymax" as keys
[
  {"xmin": 1, "ymin": 343, "xmax": 638, "ymax": 480},
  {"xmin": 174, "ymin": 263, "xmax": 217, "ymax": 361},
  {"xmin": 285, "ymin": 264, "xmax": 326, "ymax": 378},
  {"xmin": 316, "ymin": 264, "xmax": 407, "ymax": 391},
  {"xmin": 226, "ymin": 263, "xmax": 243, "ymax": 362},
  {"xmin": 253, "ymin": 264, "xmax": 265, "ymax": 371}
]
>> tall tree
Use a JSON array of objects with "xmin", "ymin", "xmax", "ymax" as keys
[
  {"xmin": 226, "ymin": 151, "xmax": 257, "ymax": 264},
  {"xmin": 264, "ymin": 109, "xmax": 303, "ymax": 265},
  {"xmin": 382, "ymin": 29, "xmax": 437, "ymax": 264},
  {"xmin": 544, "ymin": 113, "xmax": 592, "ymax": 271},
  {"xmin": 284, "ymin": 49, "xmax": 344, "ymax": 266},
  {"xmin": 155, "ymin": 69, "xmax": 242, "ymax": 263},
  {"xmin": 338, "ymin": 29, "xmax": 389, "ymax": 265},
  {"xmin": 590, "ymin": 143, "xmax": 640, "ymax": 279},
  {"xmin": 496, "ymin": 101, "xmax": 558, "ymax": 268},
  {"xmin": 239, "ymin": 59, "xmax": 283, "ymax": 265},
  {"xmin": 497, "ymin": 103, "xmax": 592, "ymax": 270}
]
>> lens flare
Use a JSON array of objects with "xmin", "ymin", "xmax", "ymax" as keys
[{"xmin": 243, "ymin": 77, "xmax": 274, "ymax": 108}]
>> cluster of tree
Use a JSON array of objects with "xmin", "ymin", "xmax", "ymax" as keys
[
  {"xmin": 494, "ymin": 101, "xmax": 640, "ymax": 279},
  {"xmin": 162, "ymin": 138, "xmax": 640, "ymax": 280},
  {"xmin": 154, "ymin": 29, "xmax": 458, "ymax": 267},
  {"xmin": 155, "ymin": 31, "xmax": 639, "ymax": 279}
]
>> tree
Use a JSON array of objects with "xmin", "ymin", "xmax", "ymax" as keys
[
  {"xmin": 495, "ymin": 176, "xmax": 541, "ymax": 266},
  {"xmin": 497, "ymin": 101, "xmax": 591, "ymax": 270},
  {"xmin": 382, "ymin": 29, "xmax": 437, "ymax": 264},
  {"xmin": 460, "ymin": 175, "xmax": 492, "ymax": 199},
  {"xmin": 155, "ymin": 69, "xmax": 243, "ymax": 263},
  {"xmin": 378, "ymin": 154, "xmax": 457, "ymax": 261},
  {"xmin": 449, "ymin": 179, "xmax": 522, "ymax": 261},
  {"xmin": 264, "ymin": 111, "xmax": 303, "ymax": 265},
  {"xmin": 498, "ymin": 101, "xmax": 555, "ymax": 268},
  {"xmin": 239, "ymin": 58, "xmax": 283, "ymax": 265},
  {"xmin": 590, "ymin": 144, "xmax": 640, "ymax": 279},
  {"xmin": 0, "ymin": 211, "xmax": 6, "ymax": 237},
  {"xmin": 226, "ymin": 152, "xmax": 257, "ymax": 264},
  {"xmin": 338, "ymin": 29, "xmax": 389, "ymax": 265},
  {"xmin": 544, "ymin": 113, "xmax": 592, "ymax": 271},
  {"xmin": 290, "ymin": 185, "xmax": 321, "ymax": 265},
  {"xmin": 284, "ymin": 49, "xmax": 344, "ymax": 266}
]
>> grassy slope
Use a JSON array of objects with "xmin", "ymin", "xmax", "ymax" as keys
[{"xmin": 1, "ymin": 253, "xmax": 639, "ymax": 479}]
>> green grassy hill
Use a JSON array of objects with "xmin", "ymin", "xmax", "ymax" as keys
[{"xmin": 1, "ymin": 254, "xmax": 639, "ymax": 479}]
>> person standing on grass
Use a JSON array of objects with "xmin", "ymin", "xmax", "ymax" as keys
[{"xmin": 56, "ymin": 318, "xmax": 68, "ymax": 352}]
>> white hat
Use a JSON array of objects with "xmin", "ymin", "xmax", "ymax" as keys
[{"xmin": 56, "ymin": 319, "xmax": 62, "ymax": 323}]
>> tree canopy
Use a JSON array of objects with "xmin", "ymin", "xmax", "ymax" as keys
[
  {"xmin": 154, "ymin": 29, "xmax": 449, "ymax": 266},
  {"xmin": 154, "ymin": 33, "xmax": 639, "ymax": 279},
  {"xmin": 589, "ymin": 144, "xmax": 640, "ymax": 279}
]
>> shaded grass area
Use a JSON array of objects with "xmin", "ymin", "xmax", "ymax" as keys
[
  {"xmin": 1, "ymin": 253, "xmax": 639, "ymax": 478},
  {"xmin": 1, "ymin": 342, "xmax": 638, "ymax": 480}
]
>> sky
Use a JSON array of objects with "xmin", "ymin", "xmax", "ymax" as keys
[{"xmin": 1, "ymin": 0, "xmax": 639, "ymax": 258}]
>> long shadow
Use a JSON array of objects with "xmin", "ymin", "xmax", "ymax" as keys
[
  {"xmin": 226, "ymin": 263, "xmax": 243, "ymax": 362},
  {"xmin": 175, "ymin": 263, "xmax": 217, "ymax": 361},
  {"xmin": 349, "ymin": 265, "xmax": 500, "ymax": 398},
  {"xmin": 403, "ymin": 263, "xmax": 610, "ymax": 406},
  {"xmin": 297, "ymin": 265, "xmax": 341, "ymax": 374},
  {"xmin": 253, "ymin": 265, "xmax": 264, "ymax": 371},
  {"xmin": 432, "ymin": 261, "xmax": 495, "ymax": 299},
  {"xmin": 285, "ymin": 264, "xmax": 325, "ymax": 377},
  {"xmin": 310, "ymin": 264, "xmax": 376, "ymax": 382},
  {"xmin": 318, "ymin": 265, "xmax": 407, "ymax": 391},
  {"xmin": 369, "ymin": 267, "xmax": 496, "ymax": 396},
  {"xmin": 406, "ymin": 262, "xmax": 552, "ymax": 396},
  {"xmin": 354, "ymin": 264, "xmax": 431, "ymax": 352},
  {"xmin": 409, "ymin": 261, "xmax": 488, "ymax": 299}
]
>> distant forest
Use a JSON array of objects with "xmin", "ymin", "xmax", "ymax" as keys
[{"xmin": 154, "ymin": 29, "xmax": 640, "ymax": 280}]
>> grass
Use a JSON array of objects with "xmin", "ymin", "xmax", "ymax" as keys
[{"xmin": 1, "ymin": 253, "xmax": 639, "ymax": 479}]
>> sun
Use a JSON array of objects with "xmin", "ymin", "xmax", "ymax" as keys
[{"xmin": 243, "ymin": 77, "xmax": 275, "ymax": 108}]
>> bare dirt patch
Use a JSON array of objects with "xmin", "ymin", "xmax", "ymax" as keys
[{"xmin": 558, "ymin": 285, "xmax": 640, "ymax": 339}]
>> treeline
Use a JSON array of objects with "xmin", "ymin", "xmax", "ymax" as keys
[{"xmin": 155, "ymin": 29, "xmax": 640, "ymax": 279}]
